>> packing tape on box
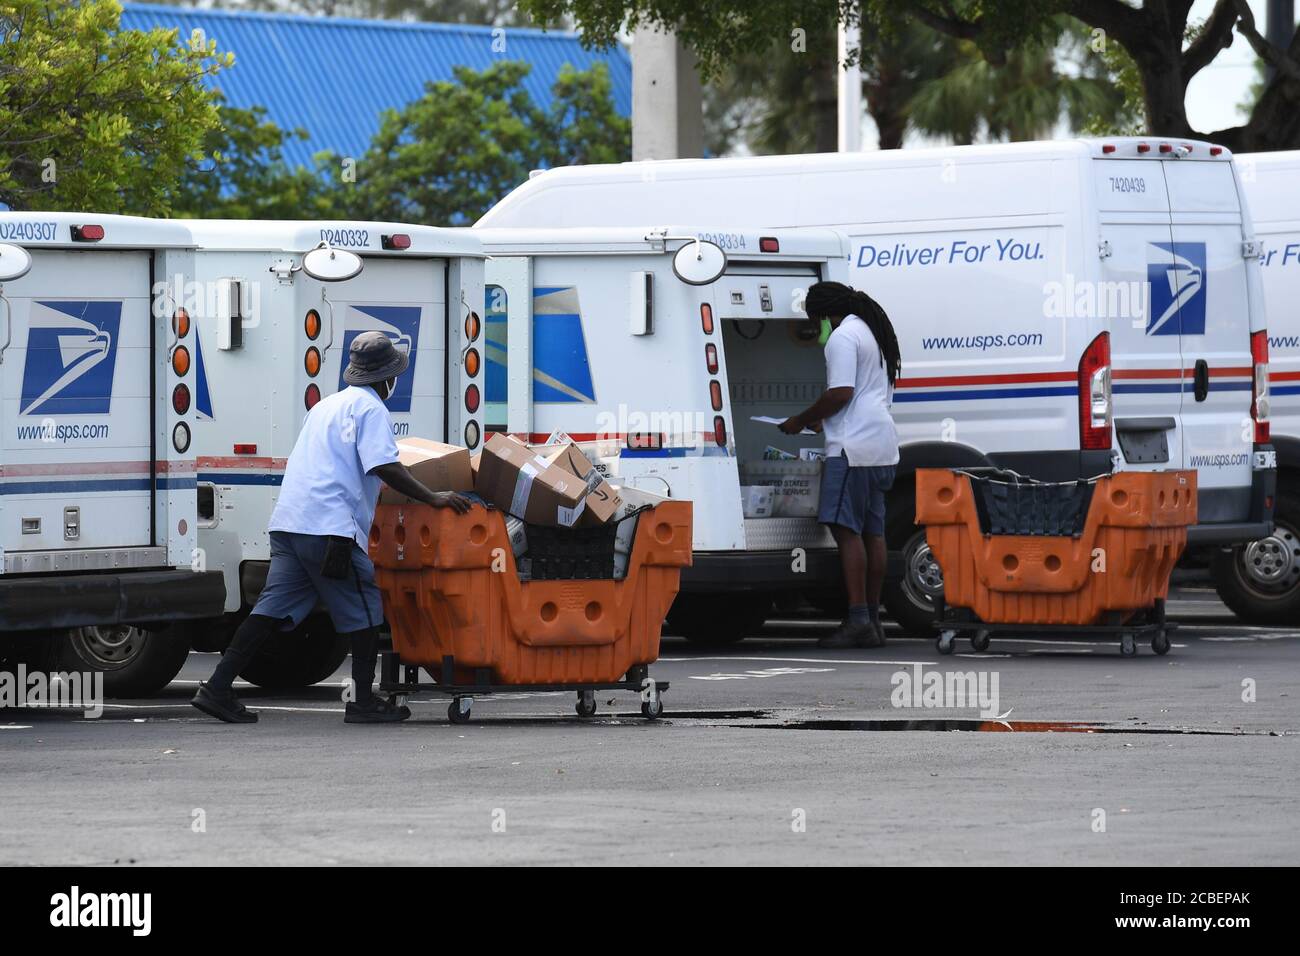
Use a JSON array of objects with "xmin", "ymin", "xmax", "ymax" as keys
[{"xmin": 510, "ymin": 462, "xmax": 539, "ymax": 517}]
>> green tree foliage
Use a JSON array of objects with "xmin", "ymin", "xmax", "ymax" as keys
[
  {"xmin": 169, "ymin": 98, "xmax": 342, "ymax": 219},
  {"xmin": 0, "ymin": 0, "xmax": 231, "ymax": 213},
  {"xmin": 326, "ymin": 61, "xmax": 629, "ymax": 224},
  {"xmin": 520, "ymin": 0, "xmax": 1300, "ymax": 151}
]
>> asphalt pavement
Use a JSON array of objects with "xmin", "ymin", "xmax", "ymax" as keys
[{"xmin": 2, "ymin": 585, "xmax": 1297, "ymax": 866}]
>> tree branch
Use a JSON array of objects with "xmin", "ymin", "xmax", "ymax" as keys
[
  {"xmin": 1063, "ymin": 0, "xmax": 1149, "ymax": 47},
  {"xmin": 1182, "ymin": 0, "xmax": 1239, "ymax": 81},
  {"xmin": 1232, "ymin": 0, "xmax": 1300, "ymax": 82}
]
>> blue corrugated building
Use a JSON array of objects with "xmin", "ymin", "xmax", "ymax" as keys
[{"xmin": 118, "ymin": 3, "xmax": 631, "ymax": 169}]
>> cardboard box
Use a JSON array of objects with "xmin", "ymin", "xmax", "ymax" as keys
[
  {"xmin": 379, "ymin": 438, "xmax": 474, "ymax": 504},
  {"xmin": 539, "ymin": 442, "xmax": 622, "ymax": 526},
  {"xmin": 475, "ymin": 433, "xmax": 590, "ymax": 527}
]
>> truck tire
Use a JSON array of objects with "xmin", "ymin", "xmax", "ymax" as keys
[
  {"xmin": 667, "ymin": 594, "xmax": 772, "ymax": 645},
  {"xmin": 1212, "ymin": 488, "xmax": 1300, "ymax": 625},
  {"xmin": 49, "ymin": 624, "xmax": 191, "ymax": 698},
  {"xmin": 238, "ymin": 615, "xmax": 350, "ymax": 689},
  {"xmin": 882, "ymin": 484, "xmax": 944, "ymax": 636}
]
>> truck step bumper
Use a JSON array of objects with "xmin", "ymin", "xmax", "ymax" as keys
[{"xmin": 0, "ymin": 570, "xmax": 227, "ymax": 632}]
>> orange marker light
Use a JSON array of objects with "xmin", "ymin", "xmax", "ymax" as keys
[
  {"xmin": 172, "ymin": 308, "xmax": 190, "ymax": 338},
  {"xmin": 304, "ymin": 347, "xmax": 322, "ymax": 377},
  {"xmin": 172, "ymin": 345, "xmax": 190, "ymax": 377},
  {"xmin": 465, "ymin": 312, "xmax": 481, "ymax": 341},
  {"xmin": 465, "ymin": 348, "xmax": 480, "ymax": 377},
  {"xmin": 304, "ymin": 309, "xmax": 321, "ymax": 340}
]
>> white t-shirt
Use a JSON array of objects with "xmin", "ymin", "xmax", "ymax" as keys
[
  {"xmin": 822, "ymin": 315, "xmax": 900, "ymax": 467},
  {"xmin": 269, "ymin": 386, "xmax": 400, "ymax": 549}
]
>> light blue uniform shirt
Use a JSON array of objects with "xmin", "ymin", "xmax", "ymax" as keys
[{"xmin": 268, "ymin": 385, "xmax": 400, "ymax": 549}]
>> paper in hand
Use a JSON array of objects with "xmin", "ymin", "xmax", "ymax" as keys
[{"xmin": 750, "ymin": 415, "xmax": 816, "ymax": 436}]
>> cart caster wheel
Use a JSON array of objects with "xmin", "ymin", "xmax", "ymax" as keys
[
  {"xmin": 448, "ymin": 699, "xmax": 472, "ymax": 724},
  {"xmin": 641, "ymin": 697, "xmax": 663, "ymax": 720},
  {"xmin": 1151, "ymin": 631, "xmax": 1171, "ymax": 656},
  {"xmin": 971, "ymin": 629, "xmax": 991, "ymax": 653},
  {"xmin": 575, "ymin": 691, "xmax": 597, "ymax": 718},
  {"xmin": 1120, "ymin": 633, "xmax": 1138, "ymax": 657},
  {"xmin": 936, "ymin": 630, "xmax": 957, "ymax": 655}
]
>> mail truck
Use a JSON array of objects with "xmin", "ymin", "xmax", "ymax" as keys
[
  {"xmin": 181, "ymin": 220, "xmax": 485, "ymax": 687},
  {"xmin": 0, "ymin": 213, "xmax": 224, "ymax": 695}
]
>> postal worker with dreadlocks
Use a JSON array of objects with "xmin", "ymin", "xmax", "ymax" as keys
[{"xmin": 781, "ymin": 281, "xmax": 902, "ymax": 649}]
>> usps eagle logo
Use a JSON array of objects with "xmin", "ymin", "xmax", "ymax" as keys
[
  {"xmin": 19, "ymin": 301, "xmax": 122, "ymax": 416},
  {"xmin": 1146, "ymin": 242, "xmax": 1206, "ymax": 336},
  {"xmin": 336, "ymin": 304, "xmax": 421, "ymax": 412}
]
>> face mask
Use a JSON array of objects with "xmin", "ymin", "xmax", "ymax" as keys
[{"xmin": 818, "ymin": 318, "xmax": 832, "ymax": 345}]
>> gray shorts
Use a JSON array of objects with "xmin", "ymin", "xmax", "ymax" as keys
[
  {"xmin": 817, "ymin": 454, "xmax": 896, "ymax": 536},
  {"xmin": 250, "ymin": 531, "xmax": 383, "ymax": 634}
]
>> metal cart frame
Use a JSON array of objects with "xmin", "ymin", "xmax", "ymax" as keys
[
  {"xmin": 932, "ymin": 597, "xmax": 1176, "ymax": 658},
  {"xmin": 379, "ymin": 652, "xmax": 669, "ymax": 723}
]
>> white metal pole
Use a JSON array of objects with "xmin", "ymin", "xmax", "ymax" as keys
[{"xmin": 837, "ymin": 20, "xmax": 862, "ymax": 152}]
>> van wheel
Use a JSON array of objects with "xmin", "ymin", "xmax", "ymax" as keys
[
  {"xmin": 239, "ymin": 616, "xmax": 350, "ymax": 689},
  {"xmin": 1211, "ymin": 490, "xmax": 1300, "ymax": 625},
  {"xmin": 667, "ymin": 594, "xmax": 772, "ymax": 645},
  {"xmin": 882, "ymin": 485, "xmax": 943, "ymax": 636},
  {"xmin": 49, "ymin": 624, "xmax": 191, "ymax": 698}
]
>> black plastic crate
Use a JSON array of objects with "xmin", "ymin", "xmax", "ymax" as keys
[
  {"xmin": 526, "ymin": 522, "xmax": 618, "ymax": 580},
  {"xmin": 961, "ymin": 468, "xmax": 1096, "ymax": 537}
]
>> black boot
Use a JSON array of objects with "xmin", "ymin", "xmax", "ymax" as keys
[
  {"xmin": 342, "ymin": 629, "xmax": 409, "ymax": 724},
  {"xmin": 190, "ymin": 614, "xmax": 277, "ymax": 723}
]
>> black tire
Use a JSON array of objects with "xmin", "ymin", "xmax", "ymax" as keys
[
  {"xmin": 666, "ymin": 593, "xmax": 772, "ymax": 645},
  {"xmin": 47, "ymin": 624, "xmax": 191, "ymax": 698},
  {"xmin": 239, "ymin": 615, "xmax": 349, "ymax": 689},
  {"xmin": 1211, "ymin": 488, "xmax": 1300, "ymax": 625},
  {"xmin": 882, "ymin": 483, "xmax": 944, "ymax": 636}
]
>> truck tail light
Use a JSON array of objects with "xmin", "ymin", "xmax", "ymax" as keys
[
  {"xmin": 71, "ymin": 224, "xmax": 104, "ymax": 242},
  {"xmin": 1078, "ymin": 332, "xmax": 1112, "ymax": 450},
  {"xmin": 465, "ymin": 383, "xmax": 480, "ymax": 413},
  {"xmin": 705, "ymin": 343, "xmax": 718, "ymax": 374},
  {"xmin": 305, "ymin": 384, "xmax": 321, "ymax": 409},
  {"xmin": 381, "ymin": 233, "xmax": 411, "ymax": 250},
  {"xmin": 172, "ymin": 383, "xmax": 191, "ymax": 415},
  {"xmin": 1251, "ymin": 329, "xmax": 1270, "ymax": 442},
  {"xmin": 172, "ymin": 422, "xmax": 191, "ymax": 454},
  {"xmin": 759, "ymin": 237, "xmax": 779, "ymax": 253},
  {"xmin": 464, "ymin": 420, "xmax": 481, "ymax": 449},
  {"xmin": 713, "ymin": 416, "xmax": 727, "ymax": 448},
  {"xmin": 701, "ymin": 303, "xmax": 714, "ymax": 335},
  {"xmin": 709, "ymin": 380, "xmax": 723, "ymax": 411}
]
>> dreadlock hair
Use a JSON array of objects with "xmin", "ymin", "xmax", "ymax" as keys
[{"xmin": 804, "ymin": 280, "xmax": 902, "ymax": 386}]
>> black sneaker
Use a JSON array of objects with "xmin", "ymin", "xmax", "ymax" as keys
[
  {"xmin": 191, "ymin": 683, "xmax": 258, "ymax": 724},
  {"xmin": 345, "ymin": 696, "xmax": 412, "ymax": 724},
  {"xmin": 860, "ymin": 618, "xmax": 887, "ymax": 648},
  {"xmin": 818, "ymin": 622, "xmax": 874, "ymax": 649}
]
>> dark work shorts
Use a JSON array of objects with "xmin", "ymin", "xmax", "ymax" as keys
[
  {"xmin": 817, "ymin": 454, "xmax": 896, "ymax": 536},
  {"xmin": 250, "ymin": 531, "xmax": 383, "ymax": 634}
]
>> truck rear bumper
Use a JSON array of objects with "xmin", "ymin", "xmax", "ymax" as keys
[
  {"xmin": 1187, "ymin": 456, "xmax": 1276, "ymax": 547},
  {"xmin": 0, "ymin": 569, "xmax": 227, "ymax": 632}
]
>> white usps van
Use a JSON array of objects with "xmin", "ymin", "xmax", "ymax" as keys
[
  {"xmin": 0, "ymin": 213, "xmax": 224, "ymax": 695},
  {"xmin": 181, "ymin": 220, "xmax": 485, "ymax": 687},
  {"xmin": 480, "ymin": 139, "xmax": 1275, "ymax": 634},
  {"xmin": 1226, "ymin": 151, "xmax": 1299, "ymax": 623},
  {"xmin": 475, "ymin": 225, "xmax": 853, "ymax": 642}
]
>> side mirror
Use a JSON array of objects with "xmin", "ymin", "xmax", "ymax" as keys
[
  {"xmin": 0, "ymin": 243, "xmax": 33, "ymax": 282},
  {"xmin": 302, "ymin": 244, "xmax": 363, "ymax": 281},
  {"xmin": 672, "ymin": 239, "xmax": 727, "ymax": 286}
]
